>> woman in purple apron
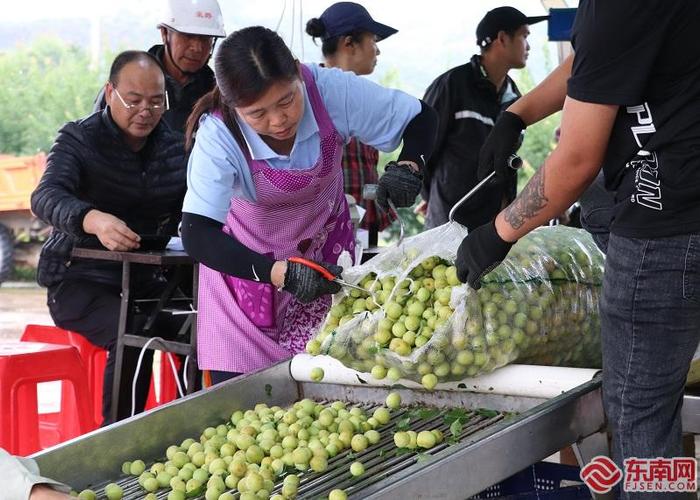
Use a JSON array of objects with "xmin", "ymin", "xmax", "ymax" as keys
[{"xmin": 181, "ymin": 26, "xmax": 437, "ymax": 383}]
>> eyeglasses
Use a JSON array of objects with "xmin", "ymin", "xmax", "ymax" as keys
[{"xmin": 111, "ymin": 85, "xmax": 169, "ymax": 113}]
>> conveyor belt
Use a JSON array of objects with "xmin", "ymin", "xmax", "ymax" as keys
[
  {"xmin": 33, "ymin": 359, "xmax": 607, "ymax": 499},
  {"xmin": 85, "ymin": 402, "xmax": 505, "ymax": 499}
]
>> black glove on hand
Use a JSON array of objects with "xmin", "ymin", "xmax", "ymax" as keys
[
  {"xmin": 456, "ymin": 221, "xmax": 514, "ymax": 290},
  {"xmin": 376, "ymin": 161, "xmax": 423, "ymax": 211},
  {"xmin": 477, "ymin": 111, "xmax": 525, "ymax": 182},
  {"xmin": 283, "ymin": 260, "xmax": 343, "ymax": 303}
]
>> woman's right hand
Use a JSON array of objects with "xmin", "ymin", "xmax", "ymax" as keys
[
  {"xmin": 82, "ymin": 209, "xmax": 140, "ymax": 251},
  {"xmin": 277, "ymin": 259, "xmax": 343, "ymax": 303}
]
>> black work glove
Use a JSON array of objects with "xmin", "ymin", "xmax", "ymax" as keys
[
  {"xmin": 456, "ymin": 221, "xmax": 514, "ymax": 290},
  {"xmin": 376, "ymin": 161, "xmax": 423, "ymax": 211},
  {"xmin": 477, "ymin": 111, "xmax": 525, "ymax": 182},
  {"xmin": 283, "ymin": 260, "xmax": 343, "ymax": 303}
]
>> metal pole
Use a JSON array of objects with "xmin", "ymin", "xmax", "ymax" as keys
[{"xmin": 448, "ymin": 154, "xmax": 523, "ymax": 224}]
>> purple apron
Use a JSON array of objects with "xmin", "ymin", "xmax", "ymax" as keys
[{"xmin": 196, "ymin": 65, "xmax": 355, "ymax": 373}]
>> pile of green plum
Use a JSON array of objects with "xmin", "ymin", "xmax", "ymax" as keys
[
  {"xmin": 307, "ymin": 226, "xmax": 604, "ymax": 389},
  {"xmin": 80, "ymin": 399, "xmax": 401, "ymax": 500},
  {"xmin": 308, "ymin": 256, "xmax": 460, "ymax": 353},
  {"xmin": 479, "ymin": 226, "xmax": 603, "ymax": 368}
]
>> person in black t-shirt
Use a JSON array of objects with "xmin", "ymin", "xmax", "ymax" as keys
[{"xmin": 455, "ymin": 1, "xmax": 700, "ymax": 496}]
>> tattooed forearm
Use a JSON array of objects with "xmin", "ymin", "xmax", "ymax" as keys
[{"xmin": 503, "ymin": 166, "xmax": 548, "ymax": 229}]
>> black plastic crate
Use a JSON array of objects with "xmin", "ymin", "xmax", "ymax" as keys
[{"xmin": 470, "ymin": 461, "xmax": 592, "ymax": 499}]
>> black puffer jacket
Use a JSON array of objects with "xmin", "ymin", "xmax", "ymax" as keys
[{"xmin": 31, "ymin": 108, "xmax": 187, "ymax": 288}]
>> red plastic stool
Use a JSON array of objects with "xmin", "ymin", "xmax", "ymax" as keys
[
  {"xmin": 23, "ymin": 326, "xmax": 180, "ymax": 419},
  {"xmin": 0, "ymin": 342, "xmax": 97, "ymax": 455},
  {"xmin": 145, "ymin": 352, "xmax": 182, "ymax": 409},
  {"xmin": 21, "ymin": 325, "xmax": 107, "ymax": 427}
]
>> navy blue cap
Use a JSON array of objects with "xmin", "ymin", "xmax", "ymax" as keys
[
  {"xmin": 476, "ymin": 6, "xmax": 548, "ymax": 47},
  {"xmin": 320, "ymin": 2, "xmax": 398, "ymax": 41}
]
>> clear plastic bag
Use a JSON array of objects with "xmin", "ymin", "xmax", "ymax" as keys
[{"xmin": 306, "ymin": 223, "xmax": 604, "ymax": 386}]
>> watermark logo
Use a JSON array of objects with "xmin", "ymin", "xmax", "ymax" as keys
[
  {"xmin": 624, "ymin": 457, "xmax": 697, "ymax": 493},
  {"xmin": 580, "ymin": 456, "xmax": 623, "ymax": 494},
  {"xmin": 580, "ymin": 456, "xmax": 698, "ymax": 494}
]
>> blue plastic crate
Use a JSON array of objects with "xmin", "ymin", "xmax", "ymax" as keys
[{"xmin": 471, "ymin": 462, "xmax": 592, "ymax": 500}]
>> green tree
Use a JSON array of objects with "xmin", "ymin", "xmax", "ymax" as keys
[{"xmin": 0, "ymin": 37, "xmax": 106, "ymax": 155}]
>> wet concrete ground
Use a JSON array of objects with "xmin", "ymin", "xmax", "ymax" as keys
[{"xmin": 0, "ymin": 283, "xmax": 52, "ymax": 340}]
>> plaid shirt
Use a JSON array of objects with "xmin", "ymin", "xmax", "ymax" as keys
[{"xmin": 342, "ymin": 138, "xmax": 394, "ymax": 231}]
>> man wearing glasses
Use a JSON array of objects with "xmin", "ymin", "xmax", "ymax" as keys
[
  {"xmin": 31, "ymin": 51, "xmax": 188, "ymax": 425},
  {"xmin": 94, "ymin": 0, "xmax": 226, "ymax": 135}
]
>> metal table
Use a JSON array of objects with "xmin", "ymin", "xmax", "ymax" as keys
[
  {"xmin": 681, "ymin": 387, "xmax": 700, "ymax": 434},
  {"xmin": 71, "ymin": 247, "xmax": 199, "ymax": 422},
  {"xmin": 34, "ymin": 359, "xmax": 611, "ymax": 499}
]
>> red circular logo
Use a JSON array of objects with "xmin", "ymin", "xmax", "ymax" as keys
[{"xmin": 580, "ymin": 456, "xmax": 623, "ymax": 494}]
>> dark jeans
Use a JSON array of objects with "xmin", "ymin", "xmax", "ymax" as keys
[
  {"xmin": 47, "ymin": 279, "xmax": 186, "ymax": 425},
  {"xmin": 601, "ymin": 233, "xmax": 700, "ymax": 499},
  {"xmin": 579, "ymin": 172, "xmax": 616, "ymax": 254}
]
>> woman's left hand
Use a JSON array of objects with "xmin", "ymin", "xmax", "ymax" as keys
[{"xmin": 376, "ymin": 161, "xmax": 423, "ymax": 211}]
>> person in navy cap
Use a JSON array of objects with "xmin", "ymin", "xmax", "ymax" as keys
[
  {"xmin": 306, "ymin": 2, "xmax": 399, "ymax": 243},
  {"xmin": 419, "ymin": 6, "xmax": 547, "ymax": 231}
]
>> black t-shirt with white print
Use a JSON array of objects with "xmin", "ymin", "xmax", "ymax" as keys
[{"xmin": 568, "ymin": 0, "xmax": 700, "ymax": 238}]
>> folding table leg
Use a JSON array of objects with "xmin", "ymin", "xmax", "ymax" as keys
[{"xmin": 111, "ymin": 261, "xmax": 131, "ymax": 423}]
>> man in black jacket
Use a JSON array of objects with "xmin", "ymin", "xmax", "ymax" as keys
[
  {"xmin": 32, "ymin": 51, "xmax": 187, "ymax": 425},
  {"xmin": 93, "ymin": 0, "xmax": 226, "ymax": 134},
  {"xmin": 419, "ymin": 7, "xmax": 547, "ymax": 230}
]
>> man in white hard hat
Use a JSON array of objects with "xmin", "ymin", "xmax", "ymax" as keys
[{"xmin": 94, "ymin": 0, "xmax": 226, "ymax": 134}]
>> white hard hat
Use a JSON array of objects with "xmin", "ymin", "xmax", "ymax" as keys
[{"xmin": 157, "ymin": 0, "xmax": 226, "ymax": 38}]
